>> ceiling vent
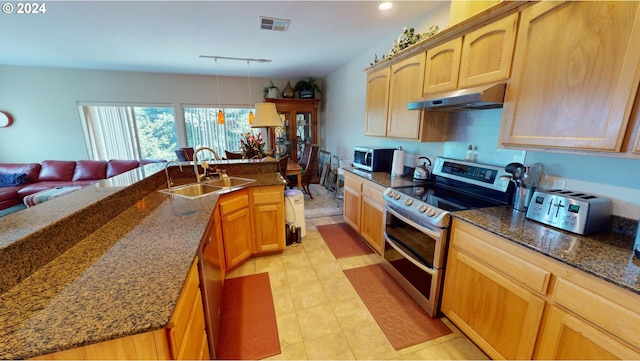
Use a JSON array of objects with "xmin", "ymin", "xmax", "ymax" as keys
[{"xmin": 260, "ymin": 16, "xmax": 290, "ymax": 32}]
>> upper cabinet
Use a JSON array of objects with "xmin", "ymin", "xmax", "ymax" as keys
[
  {"xmin": 424, "ymin": 13, "xmax": 518, "ymax": 95},
  {"xmin": 365, "ymin": 53, "xmax": 449, "ymax": 142},
  {"xmin": 500, "ymin": 1, "xmax": 640, "ymax": 152},
  {"xmin": 458, "ymin": 12, "xmax": 518, "ymax": 88},
  {"xmin": 387, "ymin": 54, "xmax": 427, "ymax": 139},
  {"xmin": 364, "ymin": 67, "xmax": 390, "ymax": 137},
  {"xmin": 424, "ymin": 38, "xmax": 462, "ymax": 94}
]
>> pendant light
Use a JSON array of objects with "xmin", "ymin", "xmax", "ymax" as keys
[
  {"xmin": 247, "ymin": 60, "xmax": 254, "ymax": 125},
  {"xmin": 215, "ymin": 58, "xmax": 225, "ymax": 124}
]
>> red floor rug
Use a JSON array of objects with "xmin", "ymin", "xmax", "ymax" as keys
[
  {"xmin": 216, "ymin": 272, "xmax": 281, "ymax": 360},
  {"xmin": 344, "ymin": 264, "xmax": 453, "ymax": 350},
  {"xmin": 316, "ymin": 223, "xmax": 374, "ymax": 259}
]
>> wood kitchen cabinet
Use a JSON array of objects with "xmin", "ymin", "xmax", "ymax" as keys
[
  {"xmin": 251, "ymin": 185, "xmax": 285, "ymax": 253},
  {"xmin": 342, "ymin": 171, "xmax": 362, "ymax": 232},
  {"xmin": 365, "ymin": 67, "xmax": 390, "ymax": 137},
  {"xmin": 423, "ymin": 13, "xmax": 518, "ymax": 94},
  {"xmin": 219, "ymin": 189, "xmax": 253, "ymax": 270},
  {"xmin": 500, "ymin": 1, "xmax": 640, "ymax": 152},
  {"xmin": 443, "ymin": 218, "xmax": 640, "ymax": 360},
  {"xmin": 32, "ymin": 259, "xmax": 209, "ymax": 360},
  {"xmin": 365, "ymin": 53, "xmax": 449, "ymax": 141},
  {"xmin": 441, "ymin": 219, "xmax": 547, "ymax": 359},
  {"xmin": 342, "ymin": 171, "xmax": 384, "ymax": 254},
  {"xmin": 265, "ymin": 98, "xmax": 320, "ymax": 163}
]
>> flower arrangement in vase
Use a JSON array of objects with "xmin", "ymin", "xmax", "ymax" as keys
[{"xmin": 240, "ymin": 131, "xmax": 266, "ymax": 159}]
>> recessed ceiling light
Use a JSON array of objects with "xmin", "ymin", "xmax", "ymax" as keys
[{"xmin": 379, "ymin": 2, "xmax": 393, "ymax": 11}]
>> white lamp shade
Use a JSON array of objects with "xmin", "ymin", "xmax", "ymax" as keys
[{"xmin": 251, "ymin": 102, "xmax": 282, "ymax": 128}]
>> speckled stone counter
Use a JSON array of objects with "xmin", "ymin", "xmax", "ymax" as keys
[
  {"xmin": 342, "ymin": 167, "xmax": 414, "ymax": 188},
  {"xmin": 453, "ymin": 206, "xmax": 640, "ymax": 296},
  {"xmin": 0, "ymin": 161, "xmax": 285, "ymax": 360}
]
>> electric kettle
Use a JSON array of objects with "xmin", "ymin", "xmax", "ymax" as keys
[{"xmin": 413, "ymin": 156, "xmax": 432, "ymax": 182}]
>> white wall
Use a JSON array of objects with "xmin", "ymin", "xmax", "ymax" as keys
[
  {"xmin": 0, "ymin": 65, "xmax": 293, "ymax": 163},
  {"xmin": 322, "ymin": 2, "xmax": 640, "ymax": 219}
]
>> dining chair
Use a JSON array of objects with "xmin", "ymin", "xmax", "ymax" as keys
[
  {"xmin": 288, "ymin": 143, "xmax": 319, "ymax": 198},
  {"xmin": 224, "ymin": 150, "xmax": 244, "ymax": 160},
  {"xmin": 175, "ymin": 147, "xmax": 195, "ymax": 161}
]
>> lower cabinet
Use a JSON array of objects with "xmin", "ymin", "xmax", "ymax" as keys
[
  {"xmin": 342, "ymin": 172, "xmax": 362, "ymax": 231},
  {"xmin": 342, "ymin": 171, "xmax": 384, "ymax": 254},
  {"xmin": 32, "ymin": 259, "xmax": 209, "ymax": 360},
  {"xmin": 442, "ymin": 224, "xmax": 546, "ymax": 359},
  {"xmin": 443, "ymin": 218, "xmax": 640, "ymax": 360},
  {"xmin": 218, "ymin": 189, "xmax": 253, "ymax": 269},
  {"xmin": 251, "ymin": 185, "xmax": 285, "ymax": 253}
]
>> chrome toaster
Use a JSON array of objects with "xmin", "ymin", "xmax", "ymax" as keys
[{"xmin": 525, "ymin": 189, "xmax": 612, "ymax": 235}]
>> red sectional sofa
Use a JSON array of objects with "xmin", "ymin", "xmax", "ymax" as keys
[{"xmin": 0, "ymin": 159, "xmax": 163, "ymax": 211}]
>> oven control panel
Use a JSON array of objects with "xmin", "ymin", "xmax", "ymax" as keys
[
  {"xmin": 525, "ymin": 189, "xmax": 612, "ymax": 235},
  {"xmin": 384, "ymin": 188, "xmax": 450, "ymax": 228}
]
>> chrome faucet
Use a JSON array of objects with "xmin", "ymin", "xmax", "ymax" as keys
[
  {"xmin": 164, "ymin": 161, "xmax": 183, "ymax": 191},
  {"xmin": 193, "ymin": 146, "xmax": 221, "ymax": 183}
]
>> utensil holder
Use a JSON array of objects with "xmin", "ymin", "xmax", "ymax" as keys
[{"xmin": 513, "ymin": 186, "xmax": 534, "ymax": 212}]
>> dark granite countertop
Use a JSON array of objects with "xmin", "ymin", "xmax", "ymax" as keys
[
  {"xmin": 0, "ymin": 162, "xmax": 285, "ymax": 360},
  {"xmin": 453, "ymin": 206, "xmax": 640, "ymax": 296},
  {"xmin": 343, "ymin": 168, "xmax": 640, "ymax": 296}
]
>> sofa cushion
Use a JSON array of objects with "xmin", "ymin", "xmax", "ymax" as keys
[
  {"xmin": 73, "ymin": 160, "xmax": 107, "ymax": 181},
  {"xmin": 0, "ymin": 163, "xmax": 41, "ymax": 183},
  {"xmin": 106, "ymin": 160, "xmax": 139, "ymax": 178},
  {"xmin": 0, "ymin": 186, "xmax": 21, "ymax": 202},
  {"xmin": 39, "ymin": 160, "xmax": 76, "ymax": 182}
]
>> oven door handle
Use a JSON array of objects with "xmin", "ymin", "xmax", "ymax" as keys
[
  {"xmin": 384, "ymin": 234, "xmax": 438, "ymax": 275},
  {"xmin": 385, "ymin": 205, "xmax": 442, "ymax": 241}
]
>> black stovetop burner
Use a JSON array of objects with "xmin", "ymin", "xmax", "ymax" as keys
[{"xmin": 394, "ymin": 177, "xmax": 510, "ymax": 212}]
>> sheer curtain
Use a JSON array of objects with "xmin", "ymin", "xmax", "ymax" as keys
[{"xmin": 82, "ymin": 106, "xmax": 140, "ymax": 160}]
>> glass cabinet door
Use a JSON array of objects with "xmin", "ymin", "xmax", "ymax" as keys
[
  {"xmin": 295, "ymin": 112, "xmax": 313, "ymax": 160},
  {"xmin": 275, "ymin": 112, "xmax": 291, "ymax": 158}
]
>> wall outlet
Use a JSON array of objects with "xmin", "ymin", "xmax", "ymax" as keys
[{"xmin": 551, "ymin": 178, "xmax": 567, "ymax": 190}]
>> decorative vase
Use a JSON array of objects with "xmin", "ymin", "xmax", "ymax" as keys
[
  {"xmin": 282, "ymin": 81, "xmax": 294, "ymax": 98},
  {"xmin": 267, "ymin": 88, "xmax": 279, "ymax": 98},
  {"xmin": 299, "ymin": 89, "xmax": 314, "ymax": 99}
]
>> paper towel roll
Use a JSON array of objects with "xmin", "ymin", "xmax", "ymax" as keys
[{"xmin": 391, "ymin": 149, "xmax": 405, "ymax": 177}]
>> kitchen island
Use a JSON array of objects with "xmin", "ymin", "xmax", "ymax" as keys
[{"xmin": 0, "ymin": 160, "xmax": 286, "ymax": 359}]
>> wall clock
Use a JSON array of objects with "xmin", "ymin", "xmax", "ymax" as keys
[{"xmin": 0, "ymin": 111, "xmax": 13, "ymax": 127}]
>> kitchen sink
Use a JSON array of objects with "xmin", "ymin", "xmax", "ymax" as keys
[
  {"xmin": 159, "ymin": 183, "xmax": 223, "ymax": 199},
  {"xmin": 205, "ymin": 176, "xmax": 256, "ymax": 188}
]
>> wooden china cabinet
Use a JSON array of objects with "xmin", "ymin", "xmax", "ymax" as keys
[{"xmin": 264, "ymin": 98, "xmax": 320, "ymax": 163}]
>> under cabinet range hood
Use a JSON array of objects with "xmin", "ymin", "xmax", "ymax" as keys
[{"xmin": 407, "ymin": 83, "xmax": 506, "ymax": 111}]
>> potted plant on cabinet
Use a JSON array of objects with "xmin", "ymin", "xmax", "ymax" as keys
[
  {"xmin": 263, "ymin": 81, "xmax": 280, "ymax": 99},
  {"xmin": 293, "ymin": 77, "xmax": 322, "ymax": 99}
]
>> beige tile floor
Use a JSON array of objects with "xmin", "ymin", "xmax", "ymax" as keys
[{"xmin": 226, "ymin": 214, "xmax": 489, "ymax": 360}]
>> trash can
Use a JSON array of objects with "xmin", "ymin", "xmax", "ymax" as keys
[{"xmin": 284, "ymin": 189, "xmax": 305, "ymax": 238}]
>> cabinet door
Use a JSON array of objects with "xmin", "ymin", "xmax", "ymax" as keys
[
  {"xmin": 365, "ymin": 67, "xmax": 390, "ymax": 137},
  {"xmin": 424, "ymin": 37, "xmax": 462, "ymax": 94},
  {"xmin": 387, "ymin": 53, "xmax": 426, "ymax": 140},
  {"xmin": 535, "ymin": 306, "xmax": 640, "ymax": 360},
  {"xmin": 459, "ymin": 13, "xmax": 518, "ymax": 88},
  {"xmin": 219, "ymin": 192, "xmax": 253, "ymax": 269},
  {"xmin": 342, "ymin": 174, "xmax": 362, "ymax": 232},
  {"xmin": 252, "ymin": 186, "xmax": 285, "ymax": 253},
  {"xmin": 442, "ymin": 246, "xmax": 545, "ymax": 360},
  {"xmin": 359, "ymin": 183, "xmax": 385, "ymax": 254},
  {"xmin": 500, "ymin": 1, "xmax": 640, "ymax": 151}
]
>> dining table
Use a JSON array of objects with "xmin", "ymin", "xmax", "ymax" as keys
[{"xmin": 286, "ymin": 159, "xmax": 303, "ymax": 191}]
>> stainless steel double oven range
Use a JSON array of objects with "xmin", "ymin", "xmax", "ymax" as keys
[{"xmin": 382, "ymin": 157, "xmax": 512, "ymax": 317}]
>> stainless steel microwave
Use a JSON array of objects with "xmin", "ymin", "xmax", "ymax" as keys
[{"xmin": 353, "ymin": 146, "xmax": 396, "ymax": 172}]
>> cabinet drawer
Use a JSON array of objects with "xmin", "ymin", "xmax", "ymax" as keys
[
  {"xmin": 252, "ymin": 187, "xmax": 283, "ymax": 205},
  {"xmin": 168, "ymin": 258, "xmax": 200, "ymax": 357},
  {"xmin": 552, "ymin": 278, "xmax": 640, "ymax": 350},
  {"xmin": 453, "ymin": 226, "xmax": 550, "ymax": 294},
  {"xmin": 362, "ymin": 183, "xmax": 384, "ymax": 207},
  {"xmin": 219, "ymin": 191, "xmax": 249, "ymax": 216},
  {"xmin": 344, "ymin": 176, "xmax": 362, "ymax": 193}
]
